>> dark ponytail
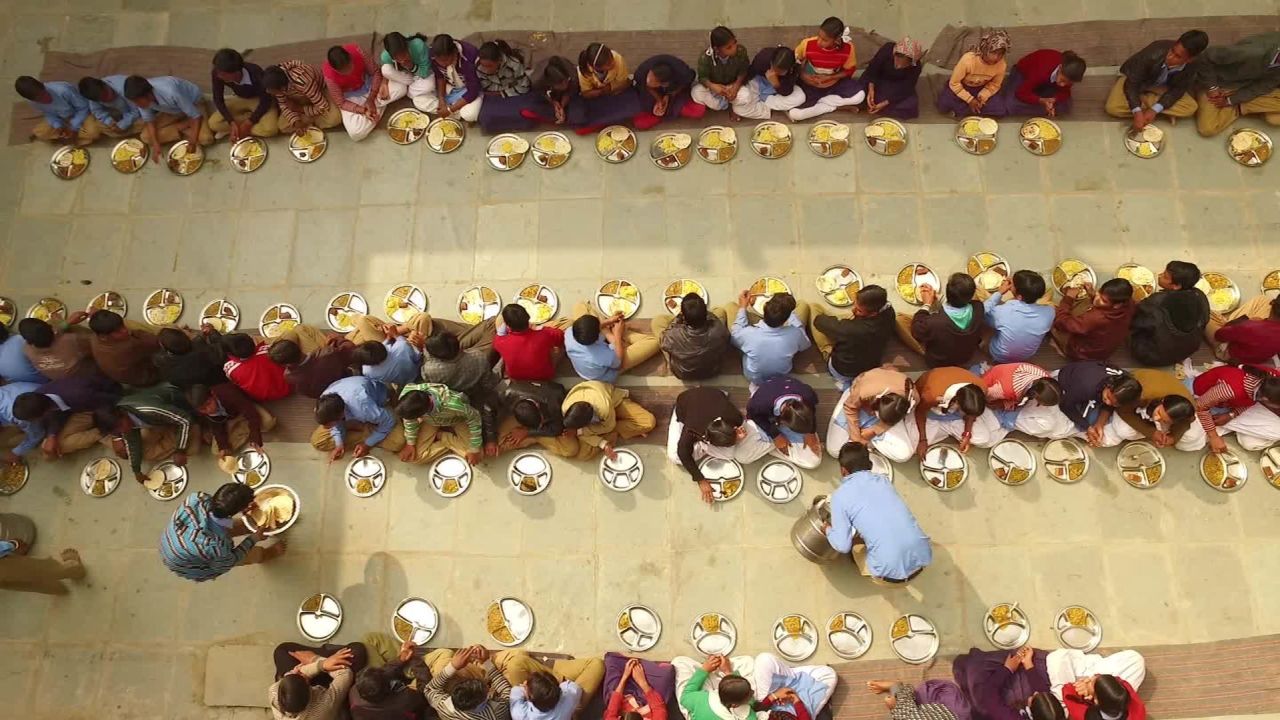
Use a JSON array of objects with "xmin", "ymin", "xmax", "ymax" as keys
[
  {"xmin": 479, "ymin": 39, "xmax": 525, "ymax": 65},
  {"xmin": 578, "ymin": 42, "xmax": 609, "ymax": 74}
]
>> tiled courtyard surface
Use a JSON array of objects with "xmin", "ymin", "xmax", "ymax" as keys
[{"xmin": 2, "ymin": 1, "xmax": 1280, "ymax": 719}]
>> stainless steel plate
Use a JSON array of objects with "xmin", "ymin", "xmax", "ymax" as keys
[
  {"xmin": 326, "ymin": 292, "xmax": 368, "ymax": 333},
  {"xmin": 487, "ymin": 596, "xmax": 534, "ymax": 647},
  {"xmin": 920, "ymin": 443, "xmax": 968, "ymax": 492},
  {"xmin": 1227, "ymin": 127, "xmax": 1272, "ymax": 167},
  {"xmin": 889, "ymin": 614, "xmax": 940, "ymax": 664},
  {"xmin": 1052, "ymin": 260, "xmax": 1096, "ymax": 296},
  {"xmin": 697, "ymin": 125, "xmax": 738, "ymax": 164},
  {"xmin": 1055, "ymin": 605, "xmax": 1102, "ymax": 651},
  {"xmin": 298, "ymin": 593, "xmax": 343, "ymax": 642},
  {"xmin": 235, "ymin": 447, "xmax": 271, "ymax": 488},
  {"xmin": 0, "ymin": 297, "xmax": 15, "ymax": 328},
  {"xmin": 955, "ymin": 115, "xmax": 998, "ymax": 155},
  {"xmin": 816, "ymin": 265, "xmax": 861, "ymax": 308},
  {"xmin": 826, "ymin": 611, "xmax": 873, "ymax": 659},
  {"xmin": 599, "ymin": 449, "xmax": 644, "ymax": 492},
  {"xmin": 757, "ymin": 460, "xmax": 803, "ymax": 504},
  {"xmin": 663, "ymin": 279, "xmax": 709, "ymax": 316},
  {"xmin": 80, "ymin": 457, "xmax": 121, "ymax": 498},
  {"xmin": 864, "ymin": 118, "xmax": 907, "ymax": 156},
  {"xmin": 429, "ymin": 453, "xmax": 472, "ymax": 498},
  {"xmin": 145, "ymin": 460, "xmax": 188, "ymax": 501},
  {"xmin": 201, "ymin": 299, "xmax": 240, "ymax": 333},
  {"xmin": 1196, "ymin": 272, "xmax": 1241, "ymax": 315},
  {"xmin": 984, "ymin": 602, "xmax": 1030, "ymax": 650},
  {"xmin": 968, "ymin": 251, "xmax": 1010, "ymax": 295},
  {"xmin": 487, "ymin": 133, "xmax": 529, "ymax": 171},
  {"xmin": 0, "ymin": 460, "xmax": 30, "ymax": 496},
  {"xmin": 259, "ymin": 303, "xmax": 302, "ymax": 339},
  {"xmin": 699, "ymin": 458, "xmax": 745, "ymax": 502},
  {"xmin": 751, "ymin": 121, "xmax": 792, "ymax": 158},
  {"xmin": 166, "ymin": 140, "xmax": 204, "ymax": 176},
  {"xmin": 1117, "ymin": 440, "xmax": 1165, "ymax": 489},
  {"xmin": 245, "ymin": 483, "xmax": 301, "ymax": 536},
  {"xmin": 50, "ymin": 145, "xmax": 89, "ymax": 179},
  {"xmin": 896, "ymin": 263, "xmax": 939, "ymax": 306},
  {"xmin": 229, "ymin": 137, "xmax": 268, "ymax": 173},
  {"xmin": 747, "ymin": 276, "xmax": 791, "ymax": 316},
  {"xmin": 110, "ymin": 138, "xmax": 148, "ymax": 173},
  {"xmin": 388, "ymin": 108, "xmax": 431, "ymax": 145},
  {"xmin": 1116, "ymin": 263, "xmax": 1156, "ymax": 301},
  {"xmin": 808, "ymin": 120, "xmax": 852, "ymax": 158},
  {"xmin": 690, "ymin": 612, "xmax": 737, "ymax": 655},
  {"xmin": 596, "ymin": 125, "xmax": 637, "ymax": 163},
  {"xmin": 87, "ymin": 291, "xmax": 128, "ymax": 317},
  {"xmin": 515, "ymin": 284, "xmax": 559, "ymax": 325},
  {"xmin": 772, "ymin": 614, "xmax": 818, "ymax": 661},
  {"xmin": 531, "ymin": 131, "xmax": 572, "ymax": 168},
  {"xmin": 26, "ymin": 298, "xmax": 66, "ymax": 324},
  {"xmin": 1262, "ymin": 444, "xmax": 1280, "ymax": 489},
  {"xmin": 1199, "ymin": 449, "xmax": 1247, "ymax": 492},
  {"xmin": 289, "ymin": 127, "xmax": 328, "ymax": 163},
  {"xmin": 1043, "ymin": 438, "xmax": 1089, "ymax": 483},
  {"xmin": 989, "ymin": 439, "xmax": 1036, "ymax": 486},
  {"xmin": 1019, "ymin": 117, "xmax": 1063, "ymax": 156},
  {"xmin": 393, "ymin": 596, "xmax": 440, "ymax": 645},
  {"xmin": 426, "ymin": 117, "xmax": 466, "ymax": 153},
  {"xmin": 384, "ymin": 284, "xmax": 428, "ymax": 324},
  {"xmin": 509, "ymin": 452, "xmax": 552, "ymax": 495},
  {"xmin": 869, "ymin": 449, "xmax": 895, "ymax": 483},
  {"xmin": 1261, "ymin": 270, "xmax": 1280, "ymax": 300},
  {"xmin": 597, "ymin": 279, "xmax": 641, "ymax": 319},
  {"xmin": 346, "ymin": 455, "xmax": 386, "ymax": 498},
  {"xmin": 1124, "ymin": 126, "xmax": 1164, "ymax": 159},
  {"xmin": 650, "ymin": 132, "xmax": 693, "ymax": 169},
  {"xmin": 144, "ymin": 288, "xmax": 184, "ymax": 326},
  {"xmin": 617, "ymin": 604, "xmax": 662, "ymax": 651},
  {"xmin": 457, "ymin": 285, "xmax": 501, "ymax": 326}
]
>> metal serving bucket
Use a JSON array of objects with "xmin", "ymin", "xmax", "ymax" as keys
[{"xmin": 790, "ymin": 496, "xmax": 842, "ymax": 563}]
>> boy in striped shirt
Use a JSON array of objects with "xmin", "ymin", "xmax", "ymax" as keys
[
  {"xmin": 159, "ymin": 483, "xmax": 282, "ymax": 581},
  {"xmin": 789, "ymin": 16, "xmax": 866, "ymax": 121}
]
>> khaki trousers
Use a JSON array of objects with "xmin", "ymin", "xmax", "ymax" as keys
[
  {"xmin": 573, "ymin": 399, "xmax": 656, "ymax": 461},
  {"xmin": 495, "ymin": 415, "xmax": 580, "ymax": 458},
  {"xmin": 149, "ymin": 108, "xmax": 215, "ymax": 146},
  {"xmin": 278, "ymin": 102, "xmax": 343, "ymax": 134},
  {"xmin": 106, "ymin": 425, "xmax": 202, "ymax": 460},
  {"xmin": 346, "ymin": 313, "xmax": 498, "ymax": 354},
  {"xmin": 1104, "ymin": 76, "xmax": 1197, "ymax": 119},
  {"xmin": 272, "ymin": 324, "xmax": 333, "ymax": 356},
  {"xmin": 1195, "ymin": 87, "xmax": 1280, "ymax": 137},
  {"xmin": 493, "ymin": 650, "xmax": 605, "ymax": 711},
  {"xmin": 208, "ymin": 95, "xmax": 281, "ymax": 138},
  {"xmin": 1205, "ymin": 294, "xmax": 1274, "ymax": 358},
  {"xmin": 406, "ymin": 421, "xmax": 474, "ymax": 464},
  {"xmin": 423, "ymin": 649, "xmax": 488, "ymax": 685},
  {"xmin": 31, "ymin": 116, "xmax": 104, "ymax": 146},
  {"xmin": 0, "ymin": 550, "xmax": 85, "ymax": 595},
  {"xmin": 567, "ymin": 302, "xmax": 659, "ymax": 373},
  {"xmin": 97, "ymin": 119, "xmax": 145, "ymax": 138},
  {"xmin": 57, "ymin": 412, "xmax": 102, "ymax": 454},
  {"xmin": 308, "ymin": 422, "xmax": 406, "ymax": 452},
  {"xmin": 893, "ymin": 312, "xmax": 927, "ymax": 355},
  {"xmin": 209, "ymin": 405, "xmax": 278, "ymax": 454}
]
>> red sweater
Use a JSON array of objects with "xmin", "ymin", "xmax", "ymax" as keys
[
  {"xmin": 1062, "ymin": 679, "xmax": 1145, "ymax": 720},
  {"xmin": 1214, "ymin": 317, "xmax": 1280, "ymax": 364},
  {"xmin": 224, "ymin": 343, "xmax": 291, "ymax": 402},
  {"xmin": 494, "ymin": 326, "xmax": 564, "ymax": 381},
  {"xmin": 605, "ymin": 688, "xmax": 667, "ymax": 720},
  {"xmin": 1014, "ymin": 49, "xmax": 1072, "ymax": 105}
]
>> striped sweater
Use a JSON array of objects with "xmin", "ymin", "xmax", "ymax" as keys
[{"xmin": 159, "ymin": 491, "xmax": 256, "ymax": 581}]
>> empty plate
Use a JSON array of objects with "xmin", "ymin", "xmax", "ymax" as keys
[
  {"xmin": 346, "ymin": 455, "xmax": 386, "ymax": 498},
  {"xmin": 869, "ymin": 450, "xmax": 895, "ymax": 483},
  {"xmin": 826, "ymin": 611, "xmax": 873, "ymax": 659},
  {"xmin": 772, "ymin": 614, "xmax": 818, "ymax": 662},
  {"xmin": 392, "ymin": 597, "xmax": 439, "ymax": 645},
  {"xmin": 509, "ymin": 452, "xmax": 552, "ymax": 495},
  {"xmin": 690, "ymin": 612, "xmax": 737, "ymax": 656},
  {"xmin": 617, "ymin": 604, "xmax": 662, "ymax": 652},
  {"xmin": 599, "ymin": 449, "xmax": 643, "ymax": 492},
  {"xmin": 429, "ymin": 454, "xmax": 472, "ymax": 498},
  {"xmin": 889, "ymin": 614, "xmax": 939, "ymax": 664},
  {"xmin": 298, "ymin": 593, "xmax": 343, "ymax": 642},
  {"xmin": 757, "ymin": 460, "xmax": 803, "ymax": 504},
  {"xmin": 487, "ymin": 597, "xmax": 534, "ymax": 646}
]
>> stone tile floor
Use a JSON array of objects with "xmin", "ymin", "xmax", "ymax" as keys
[{"xmin": 3, "ymin": 0, "xmax": 1280, "ymax": 718}]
